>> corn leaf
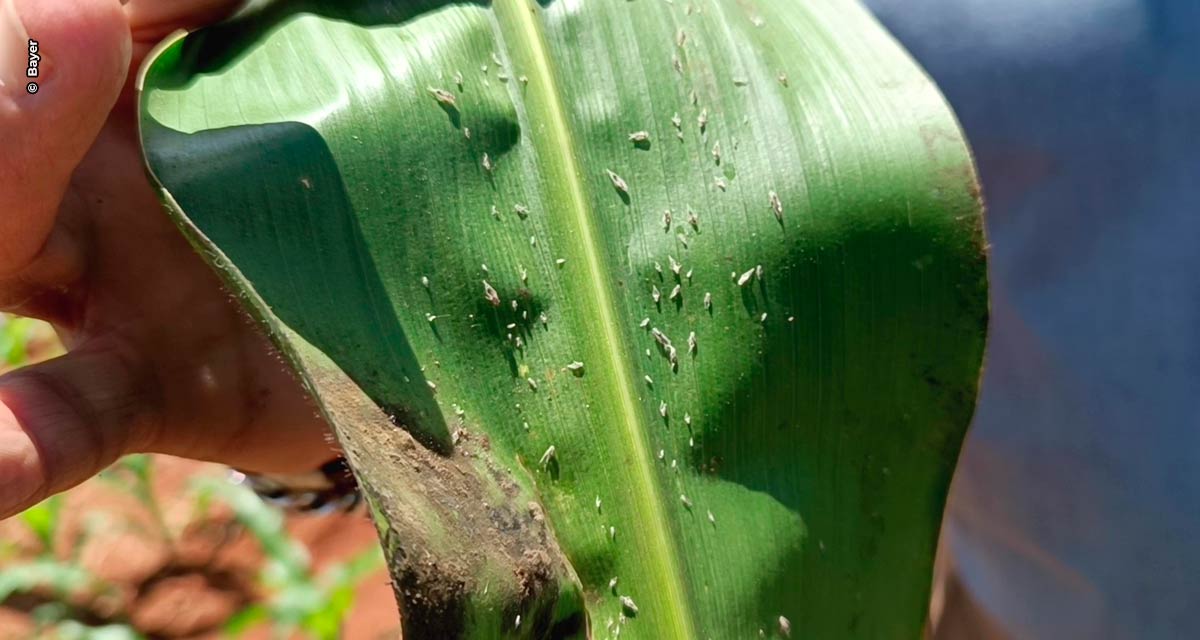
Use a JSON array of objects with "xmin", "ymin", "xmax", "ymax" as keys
[{"xmin": 137, "ymin": 0, "xmax": 987, "ymax": 637}]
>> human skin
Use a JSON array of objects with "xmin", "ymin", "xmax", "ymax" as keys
[{"xmin": 0, "ymin": 0, "xmax": 337, "ymax": 519}]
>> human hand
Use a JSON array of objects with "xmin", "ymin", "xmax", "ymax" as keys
[{"xmin": 0, "ymin": 0, "xmax": 338, "ymax": 518}]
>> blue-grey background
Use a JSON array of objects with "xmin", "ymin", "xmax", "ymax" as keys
[{"xmin": 863, "ymin": 1, "xmax": 1200, "ymax": 637}]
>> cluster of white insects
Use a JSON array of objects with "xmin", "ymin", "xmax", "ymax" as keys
[{"xmin": 416, "ymin": 9, "xmax": 798, "ymax": 635}]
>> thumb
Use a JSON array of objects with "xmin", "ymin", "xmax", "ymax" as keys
[
  {"xmin": 0, "ymin": 0, "xmax": 130, "ymax": 277},
  {"xmin": 0, "ymin": 340, "xmax": 153, "ymax": 518}
]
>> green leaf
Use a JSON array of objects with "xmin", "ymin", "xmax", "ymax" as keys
[
  {"xmin": 138, "ymin": 0, "xmax": 987, "ymax": 638},
  {"xmin": 0, "ymin": 558, "xmax": 99, "ymax": 602},
  {"xmin": 0, "ymin": 314, "xmax": 31, "ymax": 365},
  {"xmin": 19, "ymin": 495, "xmax": 63, "ymax": 554},
  {"xmin": 190, "ymin": 477, "xmax": 311, "ymax": 583},
  {"xmin": 223, "ymin": 603, "xmax": 270, "ymax": 637},
  {"xmin": 0, "ymin": 314, "xmax": 60, "ymax": 367},
  {"xmin": 99, "ymin": 455, "xmax": 174, "ymax": 542},
  {"xmin": 45, "ymin": 621, "xmax": 146, "ymax": 640},
  {"xmin": 318, "ymin": 545, "xmax": 384, "ymax": 592}
]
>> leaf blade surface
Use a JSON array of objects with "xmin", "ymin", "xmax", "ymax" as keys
[{"xmin": 139, "ymin": 1, "xmax": 987, "ymax": 637}]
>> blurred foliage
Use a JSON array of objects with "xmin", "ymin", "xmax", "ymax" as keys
[
  {"xmin": 0, "ymin": 313, "xmax": 62, "ymax": 370},
  {"xmin": 192, "ymin": 477, "xmax": 384, "ymax": 640},
  {"xmin": 1, "ymin": 314, "xmax": 384, "ymax": 638}
]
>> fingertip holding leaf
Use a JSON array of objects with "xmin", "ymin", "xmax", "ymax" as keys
[{"xmin": 138, "ymin": 0, "xmax": 986, "ymax": 637}]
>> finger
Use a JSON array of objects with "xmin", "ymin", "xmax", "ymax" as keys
[
  {"xmin": 0, "ymin": 0, "xmax": 130, "ymax": 278},
  {"xmin": 124, "ymin": 0, "xmax": 242, "ymax": 44},
  {"xmin": 0, "ymin": 339, "xmax": 153, "ymax": 518},
  {"xmin": 0, "ymin": 330, "xmax": 341, "ymax": 518}
]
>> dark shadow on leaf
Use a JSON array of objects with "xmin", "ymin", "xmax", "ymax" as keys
[
  {"xmin": 150, "ymin": 0, "xmax": 489, "ymax": 91},
  {"xmin": 739, "ymin": 284, "xmax": 761, "ymax": 316},
  {"xmin": 143, "ymin": 116, "xmax": 452, "ymax": 452},
  {"xmin": 437, "ymin": 101, "xmax": 463, "ymax": 129},
  {"xmin": 474, "ymin": 291, "xmax": 546, "ymax": 377}
]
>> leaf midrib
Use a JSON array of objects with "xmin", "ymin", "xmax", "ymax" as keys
[{"xmin": 491, "ymin": 1, "xmax": 697, "ymax": 637}]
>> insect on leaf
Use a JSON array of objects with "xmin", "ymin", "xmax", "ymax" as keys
[{"xmin": 137, "ymin": 0, "xmax": 987, "ymax": 637}]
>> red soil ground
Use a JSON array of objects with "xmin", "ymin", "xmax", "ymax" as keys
[{"xmin": 0, "ymin": 455, "xmax": 401, "ymax": 639}]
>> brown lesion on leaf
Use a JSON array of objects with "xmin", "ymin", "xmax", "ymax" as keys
[{"xmin": 309, "ymin": 363, "xmax": 584, "ymax": 639}]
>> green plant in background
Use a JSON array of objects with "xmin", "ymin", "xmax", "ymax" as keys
[
  {"xmin": 98, "ymin": 455, "xmax": 174, "ymax": 544},
  {"xmin": 31, "ymin": 620, "xmax": 145, "ymax": 640},
  {"xmin": 0, "ymin": 315, "xmax": 34, "ymax": 366},
  {"xmin": 0, "ymin": 314, "xmax": 60, "ymax": 369},
  {"xmin": 192, "ymin": 477, "xmax": 383, "ymax": 640},
  {"xmin": 138, "ymin": 0, "xmax": 987, "ymax": 637},
  {"xmin": 0, "ymin": 492, "xmax": 138, "ymax": 639},
  {"xmin": 3, "ymin": 450, "xmax": 381, "ymax": 639}
]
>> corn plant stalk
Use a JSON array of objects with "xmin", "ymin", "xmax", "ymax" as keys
[{"xmin": 136, "ymin": 0, "xmax": 987, "ymax": 637}]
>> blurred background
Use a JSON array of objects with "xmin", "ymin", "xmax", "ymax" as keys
[
  {"xmin": 0, "ymin": 315, "xmax": 399, "ymax": 640},
  {"xmin": 866, "ymin": 1, "xmax": 1199, "ymax": 639}
]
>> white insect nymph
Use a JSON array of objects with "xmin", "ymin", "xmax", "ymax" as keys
[
  {"xmin": 606, "ymin": 169, "xmax": 630, "ymax": 195},
  {"xmin": 770, "ymin": 190, "xmax": 783, "ymax": 222},
  {"xmin": 427, "ymin": 87, "xmax": 457, "ymax": 109},
  {"xmin": 620, "ymin": 596, "xmax": 639, "ymax": 615},
  {"xmin": 737, "ymin": 268, "xmax": 756, "ymax": 287},
  {"xmin": 483, "ymin": 280, "xmax": 501, "ymax": 307}
]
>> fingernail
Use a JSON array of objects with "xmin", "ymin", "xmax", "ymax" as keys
[{"xmin": 0, "ymin": 0, "xmax": 30, "ymax": 92}]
